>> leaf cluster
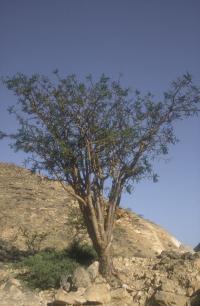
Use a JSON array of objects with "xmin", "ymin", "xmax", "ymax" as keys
[{"xmin": 1, "ymin": 72, "xmax": 200, "ymax": 199}]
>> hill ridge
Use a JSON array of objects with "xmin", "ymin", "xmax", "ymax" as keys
[{"xmin": 0, "ymin": 162, "xmax": 187, "ymax": 257}]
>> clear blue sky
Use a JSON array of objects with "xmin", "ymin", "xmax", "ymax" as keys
[{"xmin": 0, "ymin": 0, "xmax": 199, "ymax": 247}]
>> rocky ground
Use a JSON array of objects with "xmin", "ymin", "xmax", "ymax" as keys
[
  {"xmin": 0, "ymin": 163, "xmax": 199, "ymax": 306},
  {"xmin": 0, "ymin": 251, "xmax": 200, "ymax": 305}
]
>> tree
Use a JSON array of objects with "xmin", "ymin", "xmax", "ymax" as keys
[{"xmin": 1, "ymin": 72, "xmax": 200, "ymax": 278}]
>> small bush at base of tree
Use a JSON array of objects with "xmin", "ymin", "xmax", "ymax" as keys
[
  {"xmin": 15, "ymin": 241, "xmax": 97, "ymax": 290},
  {"xmin": 66, "ymin": 240, "xmax": 97, "ymax": 265},
  {"xmin": 16, "ymin": 250, "xmax": 78, "ymax": 290}
]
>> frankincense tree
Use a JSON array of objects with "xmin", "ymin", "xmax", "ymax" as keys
[{"xmin": 1, "ymin": 72, "xmax": 199, "ymax": 277}]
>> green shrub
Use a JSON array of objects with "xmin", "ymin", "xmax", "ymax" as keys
[
  {"xmin": 66, "ymin": 240, "xmax": 97, "ymax": 265},
  {"xmin": 17, "ymin": 249, "xmax": 79, "ymax": 290},
  {"xmin": 15, "ymin": 240, "xmax": 97, "ymax": 290}
]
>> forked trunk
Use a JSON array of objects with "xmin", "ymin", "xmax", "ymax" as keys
[{"xmin": 80, "ymin": 201, "xmax": 115, "ymax": 280}]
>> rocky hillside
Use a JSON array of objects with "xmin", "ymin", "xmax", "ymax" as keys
[
  {"xmin": 0, "ymin": 163, "xmax": 199, "ymax": 306},
  {"xmin": 0, "ymin": 251, "xmax": 200, "ymax": 305},
  {"xmin": 0, "ymin": 162, "xmax": 186, "ymax": 257}
]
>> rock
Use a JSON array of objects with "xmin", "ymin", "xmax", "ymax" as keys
[
  {"xmin": 2, "ymin": 283, "xmax": 23, "ymax": 298},
  {"xmin": 72, "ymin": 267, "xmax": 91, "ymax": 289},
  {"xmin": 0, "ymin": 278, "xmax": 45, "ymax": 306},
  {"xmin": 190, "ymin": 279, "xmax": 200, "ymax": 293},
  {"xmin": 158, "ymin": 250, "xmax": 181, "ymax": 260},
  {"xmin": 147, "ymin": 290, "xmax": 189, "ymax": 306},
  {"xmin": 54, "ymin": 288, "xmax": 86, "ymax": 305},
  {"xmin": 84, "ymin": 283, "xmax": 111, "ymax": 304},
  {"xmin": 87, "ymin": 261, "xmax": 99, "ymax": 281},
  {"xmin": 39, "ymin": 289, "xmax": 56, "ymax": 305},
  {"xmin": 111, "ymin": 287, "xmax": 133, "ymax": 305},
  {"xmin": 60, "ymin": 275, "xmax": 72, "ymax": 292},
  {"xmin": 187, "ymin": 287, "xmax": 195, "ymax": 297},
  {"xmin": 0, "ymin": 276, "xmax": 55, "ymax": 306},
  {"xmin": 190, "ymin": 289, "xmax": 200, "ymax": 306},
  {"xmin": 181, "ymin": 252, "xmax": 194, "ymax": 260},
  {"xmin": 94, "ymin": 274, "xmax": 107, "ymax": 284},
  {"xmin": 161, "ymin": 278, "xmax": 185, "ymax": 295},
  {"xmin": 193, "ymin": 257, "xmax": 200, "ymax": 269}
]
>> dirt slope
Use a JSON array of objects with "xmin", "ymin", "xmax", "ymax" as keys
[{"xmin": 0, "ymin": 163, "xmax": 187, "ymax": 257}]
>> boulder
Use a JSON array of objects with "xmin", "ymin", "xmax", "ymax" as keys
[
  {"xmin": 147, "ymin": 290, "xmax": 189, "ymax": 306},
  {"xmin": 60, "ymin": 275, "xmax": 73, "ymax": 292},
  {"xmin": 72, "ymin": 267, "xmax": 91, "ymax": 289},
  {"xmin": 94, "ymin": 274, "xmax": 107, "ymax": 284},
  {"xmin": 160, "ymin": 278, "xmax": 185, "ymax": 295},
  {"xmin": 84, "ymin": 283, "xmax": 111, "ymax": 304},
  {"xmin": 111, "ymin": 287, "xmax": 133, "ymax": 305},
  {"xmin": 0, "ymin": 278, "xmax": 45, "ymax": 306},
  {"xmin": 87, "ymin": 261, "xmax": 99, "ymax": 281},
  {"xmin": 54, "ymin": 288, "xmax": 86, "ymax": 305}
]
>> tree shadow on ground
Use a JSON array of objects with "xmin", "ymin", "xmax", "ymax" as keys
[{"xmin": 0, "ymin": 239, "xmax": 31, "ymax": 262}]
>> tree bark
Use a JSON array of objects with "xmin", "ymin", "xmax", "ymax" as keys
[
  {"xmin": 79, "ymin": 200, "xmax": 114, "ymax": 280},
  {"xmin": 98, "ymin": 243, "xmax": 113, "ymax": 279}
]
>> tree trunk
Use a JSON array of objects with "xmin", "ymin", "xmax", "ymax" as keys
[
  {"xmin": 98, "ymin": 243, "xmax": 113, "ymax": 279},
  {"xmin": 79, "ymin": 201, "xmax": 114, "ymax": 280},
  {"xmin": 83, "ymin": 211, "xmax": 114, "ymax": 279}
]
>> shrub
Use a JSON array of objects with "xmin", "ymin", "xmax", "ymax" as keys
[
  {"xmin": 16, "ymin": 240, "xmax": 97, "ymax": 290},
  {"xmin": 19, "ymin": 226, "xmax": 49, "ymax": 254},
  {"xmin": 17, "ymin": 249, "xmax": 79, "ymax": 290},
  {"xmin": 66, "ymin": 240, "xmax": 97, "ymax": 266}
]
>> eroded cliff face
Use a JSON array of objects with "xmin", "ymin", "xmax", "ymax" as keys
[{"xmin": 0, "ymin": 162, "xmax": 187, "ymax": 257}]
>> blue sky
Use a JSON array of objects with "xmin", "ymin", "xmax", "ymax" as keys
[{"xmin": 0, "ymin": 0, "xmax": 199, "ymax": 247}]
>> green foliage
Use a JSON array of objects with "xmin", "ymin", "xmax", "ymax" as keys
[
  {"xmin": 16, "ymin": 241, "xmax": 96, "ymax": 290},
  {"xmin": 1, "ymin": 72, "xmax": 199, "ymax": 199},
  {"xmin": 66, "ymin": 240, "xmax": 97, "ymax": 265},
  {"xmin": 17, "ymin": 249, "xmax": 79, "ymax": 290}
]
